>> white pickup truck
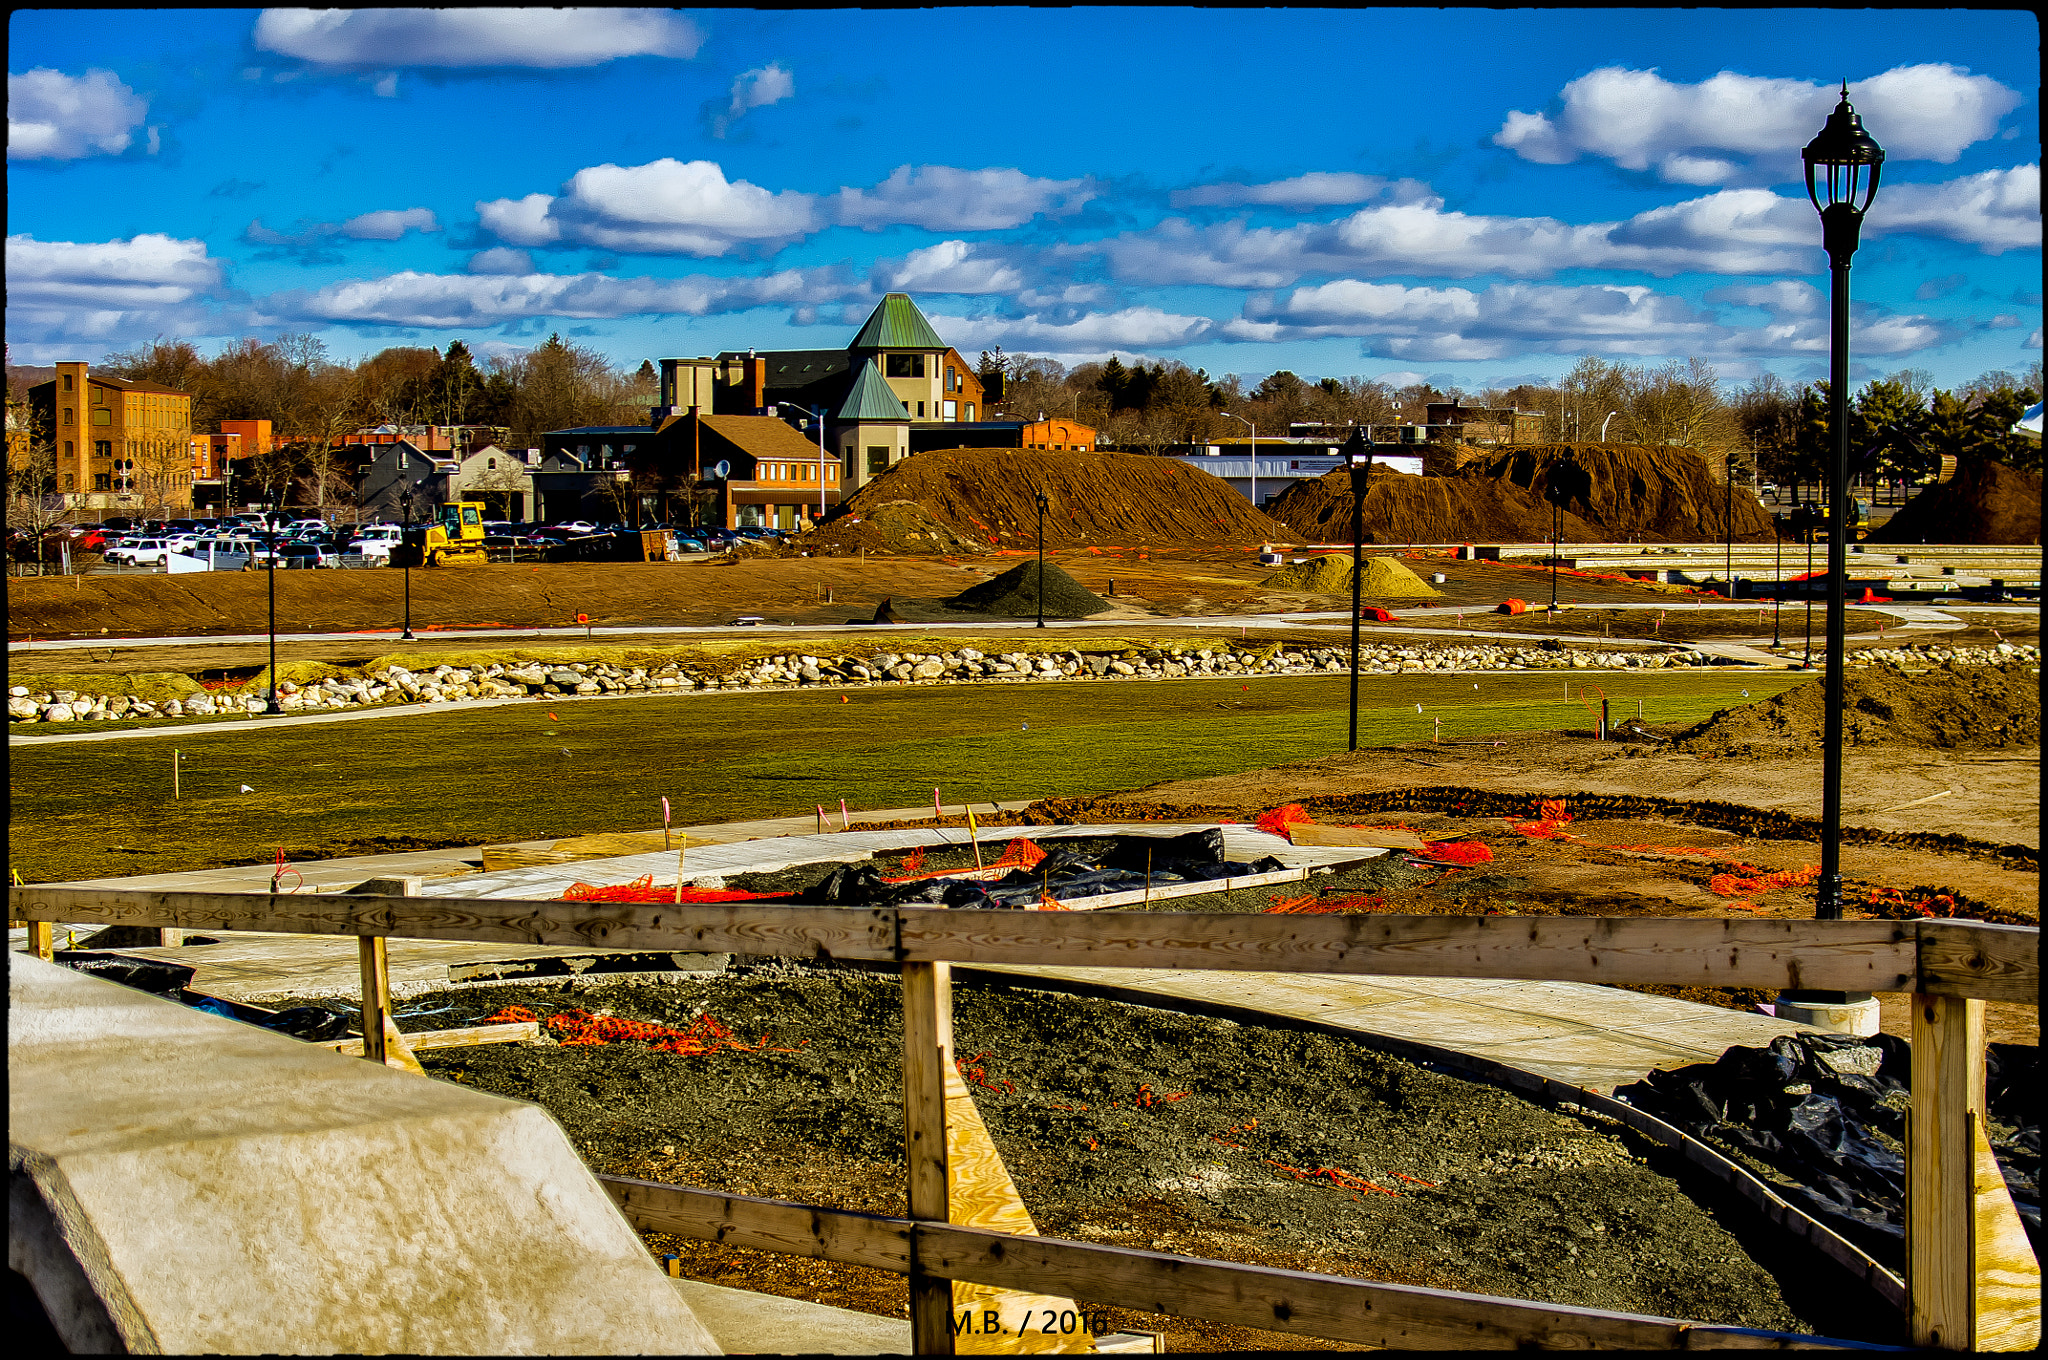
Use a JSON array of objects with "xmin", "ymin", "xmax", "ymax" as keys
[{"xmin": 348, "ymin": 524, "xmax": 404, "ymax": 561}]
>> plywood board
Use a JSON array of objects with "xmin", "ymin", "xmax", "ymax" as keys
[
  {"xmin": 1973, "ymin": 1112, "xmax": 2042, "ymax": 1350},
  {"xmin": 1287, "ymin": 824, "xmax": 1426, "ymax": 850}
]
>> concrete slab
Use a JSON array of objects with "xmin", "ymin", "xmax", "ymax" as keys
[
  {"xmin": 670, "ymin": 1279, "xmax": 909, "ymax": 1355},
  {"xmin": 8, "ymin": 954, "xmax": 720, "ymax": 1355}
]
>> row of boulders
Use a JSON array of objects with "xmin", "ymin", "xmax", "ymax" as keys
[
  {"xmin": 8, "ymin": 640, "xmax": 1713, "ymax": 725},
  {"xmin": 1837, "ymin": 642, "xmax": 2036, "ymax": 668}
]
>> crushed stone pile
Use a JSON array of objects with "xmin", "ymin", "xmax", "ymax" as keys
[
  {"xmin": 946, "ymin": 561, "xmax": 1109, "ymax": 618},
  {"xmin": 1269, "ymin": 444, "xmax": 1779, "ymax": 545},
  {"xmin": 1265, "ymin": 554, "xmax": 1441, "ymax": 598},
  {"xmin": 1672, "ymin": 661, "xmax": 2040, "ymax": 757},
  {"xmin": 1269, "ymin": 464, "xmax": 1597, "ymax": 544},
  {"xmin": 819, "ymin": 448, "xmax": 1291, "ymax": 552},
  {"xmin": 1867, "ymin": 459, "xmax": 2041, "ymax": 546}
]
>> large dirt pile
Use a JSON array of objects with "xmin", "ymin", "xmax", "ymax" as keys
[
  {"xmin": 824, "ymin": 448, "xmax": 1291, "ymax": 551},
  {"xmin": 1673, "ymin": 662, "xmax": 2039, "ymax": 757},
  {"xmin": 1268, "ymin": 464, "xmax": 1600, "ymax": 544},
  {"xmin": 1462, "ymin": 444, "xmax": 1778, "ymax": 543},
  {"xmin": 947, "ymin": 561, "xmax": 1109, "ymax": 618},
  {"xmin": 1271, "ymin": 444, "xmax": 1780, "ymax": 545},
  {"xmin": 1266, "ymin": 554, "xmax": 1441, "ymax": 598},
  {"xmin": 1867, "ymin": 460, "xmax": 2041, "ymax": 545},
  {"xmin": 804, "ymin": 500, "xmax": 988, "ymax": 555}
]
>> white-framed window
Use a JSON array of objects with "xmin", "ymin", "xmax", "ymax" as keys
[
  {"xmin": 943, "ymin": 400, "xmax": 957, "ymax": 420},
  {"xmin": 966, "ymin": 403, "xmax": 975, "ymax": 421}
]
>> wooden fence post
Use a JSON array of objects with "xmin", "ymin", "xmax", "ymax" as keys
[
  {"xmin": 1907, "ymin": 992, "xmax": 1982, "ymax": 1348},
  {"xmin": 902, "ymin": 958, "xmax": 955, "ymax": 1356},
  {"xmin": 348, "ymin": 876, "xmax": 418, "ymax": 1069},
  {"xmin": 29, "ymin": 920, "xmax": 56, "ymax": 961}
]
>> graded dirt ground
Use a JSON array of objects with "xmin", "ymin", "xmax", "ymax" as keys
[
  {"xmin": 1, "ymin": 547, "xmax": 1865, "ymax": 649},
  {"xmin": 320, "ymin": 969, "xmax": 1886, "ymax": 1344}
]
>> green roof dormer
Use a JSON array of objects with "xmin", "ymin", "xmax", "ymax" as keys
[
  {"xmin": 849, "ymin": 293, "xmax": 946, "ymax": 351},
  {"xmin": 835, "ymin": 359, "xmax": 910, "ymax": 422}
]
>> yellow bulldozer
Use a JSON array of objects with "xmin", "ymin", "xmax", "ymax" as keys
[{"xmin": 392, "ymin": 501, "xmax": 490, "ymax": 567}]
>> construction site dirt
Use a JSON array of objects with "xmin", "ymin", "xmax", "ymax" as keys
[{"xmin": 318, "ymin": 968, "xmax": 1891, "ymax": 1347}]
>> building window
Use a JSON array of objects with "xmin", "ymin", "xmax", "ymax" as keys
[
  {"xmin": 63, "ymin": 408, "xmax": 74, "ymax": 425},
  {"xmin": 487, "ymin": 457, "xmax": 497, "ymax": 469},
  {"xmin": 867, "ymin": 446, "xmax": 889, "ymax": 474},
  {"xmin": 94, "ymin": 473, "xmax": 111, "ymax": 491},
  {"xmin": 95, "ymin": 440, "xmax": 112, "ymax": 458},
  {"xmin": 885, "ymin": 353, "xmax": 925, "ymax": 378},
  {"xmin": 916, "ymin": 401, "xmax": 926, "ymax": 418},
  {"xmin": 63, "ymin": 441, "xmax": 73, "ymax": 456},
  {"xmin": 966, "ymin": 403, "xmax": 975, "ymax": 421},
  {"xmin": 64, "ymin": 474, "xmax": 74, "ymax": 491},
  {"xmin": 943, "ymin": 399, "xmax": 957, "ymax": 421},
  {"xmin": 62, "ymin": 374, "xmax": 73, "ymax": 392},
  {"xmin": 92, "ymin": 408, "xmax": 111, "ymax": 426}
]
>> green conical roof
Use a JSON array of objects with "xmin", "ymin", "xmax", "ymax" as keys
[
  {"xmin": 835, "ymin": 358, "xmax": 909, "ymax": 422},
  {"xmin": 849, "ymin": 293, "xmax": 946, "ymax": 350}
]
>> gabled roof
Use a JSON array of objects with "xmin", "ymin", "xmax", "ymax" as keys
[
  {"xmin": 700, "ymin": 414, "xmax": 833, "ymax": 460},
  {"xmin": 835, "ymin": 359, "xmax": 910, "ymax": 422},
  {"xmin": 849, "ymin": 293, "xmax": 945, "ymax": 351}
]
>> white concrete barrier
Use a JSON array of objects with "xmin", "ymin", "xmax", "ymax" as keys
[{"xmin": 8, "ymin": 955, "xmax": 720, "ymax": 1354}]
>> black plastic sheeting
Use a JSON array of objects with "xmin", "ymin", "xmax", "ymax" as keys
[
  {"xmin": 55, "ymin": 952, "xmax": 356, "ymax": 1041},
  {"xmin": 793, "ymin": 829, "xmax": 1288, "ymax": 910},
  {"xmin": 1615, "ymin": 1031, "xmax": 2039, "ymax": 1272}
]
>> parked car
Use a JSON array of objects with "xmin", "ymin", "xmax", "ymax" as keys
[
  {"xmin": 349, "ymin": 525, "xmax": 404, "ymax": 560},
  {"xmin": 106, "ymin": 538, "xmax": 174, "ymax": 567},
  {"xmin": 276, "ymin": 542, "xmax": 336, "ymax": 569},
  {"xmin": 671, "ymin": 535, "xmax": 708, "ymax": 554},
  {"xmin": 550, "ymin": 520, "xmax": 600, "ymax": 536}
]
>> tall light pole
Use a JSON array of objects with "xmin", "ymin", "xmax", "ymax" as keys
[
  {"xmin": 1340, "ymin": 428, "xmax": 1373, "ymax": 752},
  {"xmin": 1599, "ymin": 411, "xmax": 1617, "ymax": 441},
  {"xmin": 1034, "ymin": 489, "xmax": 1048, "ymax": 629},
  {"xmin": 1222, "ymin": 411, "xmax": 1256, "ymax": 510},
  {"xmin": 1543, "ymin": 453, "xmax": 1582, "ymax": 611},
  {"xmin": 1772, "ymin": 511, "xmax": 1783, "ymax": 647},
  {"xmin": 1724, "ymin": 451, "xmax": 1739, "ymax": 593},
  {"xmin": 1803, "ymin": 84, "xmax": 1883, "ymax": 927}
]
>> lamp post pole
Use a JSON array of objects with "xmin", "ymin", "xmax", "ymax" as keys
[
  {"xmin": 1725, "ymin": 453, "xmax": 1735, "ymax": 593},
  {"xmin": 1772, "ymin": 514, "xmax": 1783, "ymax": 647},
  {"xmin": 1034, "ymin": 489, "xmax": 1048, "ymax": 629},
  {"xmin": 264, "ymin": 518, "xmax": 280, "ymax": 712},
  {"xmin": 402, "ymin": 502, "xmax": 416, "ymax": 641},
  {"xmin": 1339, "ymin": 428, "xmax": 1373, "ymax": 752},
  {"xmin": 1222, "ymin": 412, "xmax": 1256, "ymax": 511},
  {"xmin": 1550, "ymin": 494, "xmax": 1561, "ymax": 610}
]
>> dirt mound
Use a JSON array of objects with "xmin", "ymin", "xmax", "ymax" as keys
[
  {"xmin": 1461, "ymin": 444, "xmax": 1778, "ymax": 543},
  {"xmin": 947, "ymin": 561, "xmax": 1109, "ymax": 618},
  {"xmin": 804, "ymin": 500, "xmax": 988, "ymax": 555},
  {"xmin": 1265, "ymin": 554, "xmax": 1440, "ymax": 598},
  {"xmin": 829, "ymin": 448, "xmax": 1290, "ymax": 551},
  {"xmin": 1673, "ymin": 662, "xmax": 2039, "ymax": 757},
  {"xmin": 1270, "ymin": 444, "xmax": 1779, "ymax": 545},
  {"xmin": 1867, "ymin": 460, "xmax": 2041, "ymax": 545},
  {"xmin": 1268, "ymin": 464, "xmax": 1598, "ymax": 544}
]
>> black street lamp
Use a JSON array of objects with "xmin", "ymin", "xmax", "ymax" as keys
[
  {"xmin": 401, "ymin": 501, "xmax": 417, "ymax": 641},
  {"xmin": 1340, "ymin": 429, "xmax": 1373, "ymax": 752},
  {"xmin": 1771, "ymin": 512, "xmax": 1784, "ymax": 648},
  {"xmin": 1034, "ymin": 489, "xmax": 1048, "ymax": 629},
  {"xmin": 264, "ymin": 518, "xmax": 280, "ymax": 714},
  {"xmin": 1803, "ymin": 85, "xmax": 1883, "ymax": 925},
  {"xmin": 1543, "ymin": 453, "xmax": 1583, "ymax": 611}
]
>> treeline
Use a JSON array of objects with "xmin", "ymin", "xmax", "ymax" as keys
[{"xmin": 978, "ymin": 347, "xmax": 2042, "ymax": 488}]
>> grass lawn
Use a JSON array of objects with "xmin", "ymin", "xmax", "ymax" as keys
[{"xmin": 9, "ymin": 670, "xmax": 1807, "ymax": 884}]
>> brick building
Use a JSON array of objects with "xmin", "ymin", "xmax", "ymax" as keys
[{"xmin": 27, "ymin": 362, "xmax": 196, "ymax": 510}]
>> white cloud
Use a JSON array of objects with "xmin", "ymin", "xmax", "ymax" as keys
[
  {"xmin": 5, "ymin": 233, "xmax": 225, "ymax": 344},
  {"xmin": 710, "ymin": 61, "xmax": 794, "ymax": 139},
  {"xmin": 467, "ymin": 247, "xmax": 534, "ymax": 275},
  {"xmin": 340, "ymin": 207, "xmax": 440, "ymax": 240},
  {"xmin": 834, "ymin": 165, "xmax": 1098, "ymax": 232},
  {"xmin": 1171, "ymin": 172, "xmax": 1407, "ymax": 209},
  {"xmin": 7, "ymin": 68, "xmax": 149, "ymax": 160},
  {"xmin": 1226, "ymin": 277, "xmax": 1953, "ymax": 361},
  {"xmin": 262, "ymin": 266, "xmax": 862, "ymax": 328},
  {"xmin": 1496, "ymin": 64, "xmax": 2022, "ymax": 185},
  {"xmin": 253, "ymin": 8, "xmax": 702, "ymax": 69},
  {"xmin": 475, "ymin": 193, "xmax": 563, "ymax": 246},
  {"xmin": 930, "ymin": 307, "xmax": 1214, "ymax": 353},
  {"xmin": 873, "ymin": 240, "xmax": 1026, "ymax": 295},
  {"xmin": 1871, "ymin": 165, "xmax": 2040, "ymax": 254}
]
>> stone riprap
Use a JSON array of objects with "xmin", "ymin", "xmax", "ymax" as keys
[{"xmin": 7, "ymin": 639, "xmax": 2036, "ymax": 725}]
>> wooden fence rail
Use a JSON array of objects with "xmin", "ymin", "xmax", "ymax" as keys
[{"xmin": 9, "ymin": 886, "xmax": 2035, "ymax": 1351}]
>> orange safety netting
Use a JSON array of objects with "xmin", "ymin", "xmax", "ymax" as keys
[
  {"xmin": 1421, "ymin": 840, "xmax": 1494, "ymax": 865},
  {"xmin": 1506, "ymin": 798, "xmax": 1576, "ymax": 839},
  {"xmin": 555, "ymin": 874, "xmax": 789, "ymax": 903},
  {"xmin": 1707, "ymin": 864, "xmax": 1819, "ymax": 897},
  {"xmin": 1265, "ymin": 892, "xmax": 1389, "ymax": 914},
  {"xmin": 1865, "ymin": 886, "xmax": 1965, "ymax": 918},
  {"xmin": 1264, "ymin": 1158, "xmax": 1401, "ymax": 1197},
  {"xmin": 1254, "ymin": 803, "xmax": 1315, "ymax": 836},
  {"xmin": 479, "ymin": 1004, "xmax": 795, "ymax": 1056},
  {"xmin": 1610, "ymin": 844, "xmax": 1724, "ymax": 857},
  {"xmin": 883, "ymin": 836, "xmax": 1048, "ymax": 883}
]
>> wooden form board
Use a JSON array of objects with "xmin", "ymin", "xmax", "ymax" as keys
[
  {"xmin": 596, "ymin": 1178, "xmax": 1877, "ymax": 1351},
  {"xmin": 1286, "ymin": 824, "xmax": 1426, "ymax": 850},
  {"xmin": 21, "ymin": 888, "xmax": 2026, "ymax": 999},
  {"xmin": 317, "ymin": 1020, "xmax": 540, "ymax": 1057}
]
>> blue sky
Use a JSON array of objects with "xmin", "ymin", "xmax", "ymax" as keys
[{"xmin": 8, "ymin": 7, "xmax": 2040, "ymax": 393}]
